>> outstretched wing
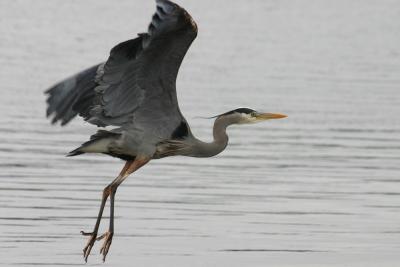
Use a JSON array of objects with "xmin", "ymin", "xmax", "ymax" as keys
[
  {"xmin": 46, "ymin": 0, "xmax": 197, "ymax": 137},
  {"xmin": 45, "ymin": 64, "xmax": 102, "ymax": 126}
]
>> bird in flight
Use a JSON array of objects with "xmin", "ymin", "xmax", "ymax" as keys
[{"xmin": 45, "ymin": 0, "xmax": 286, "ymax": 262}]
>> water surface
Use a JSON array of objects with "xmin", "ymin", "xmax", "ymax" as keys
[{"xmin": 0, "ymin": 0, "xmax": 399, "ymax": 266}]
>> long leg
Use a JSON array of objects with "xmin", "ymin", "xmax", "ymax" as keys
[
  {"xmin": 97, "ymin": 157, "xmax": 150, "ymax": 261},
  {"xmin": 97, "ymin": 189, "xmax": 116, "ymax": 261},
  {"xmin": 81, "ymin": 160, "xmax": 133, "ymax": 262},
  {"xmin": 81, "ymin": 157, "xmax": 150, "ymax": 262},
  {"xmin": 80, "ymin": 190, "xmax": 107, "ymax": 261}
]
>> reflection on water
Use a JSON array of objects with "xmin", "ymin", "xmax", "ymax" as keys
[{"xmin": 1, "ymin": 0, "xmax": 399, "ymax": 266}]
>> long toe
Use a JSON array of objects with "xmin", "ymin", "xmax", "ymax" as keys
[
  {"xmin": 81, "ymin": 231, "xmax": 97, "ymax": 262},
  {"xmin": 99, "ymin": 231, "xmax": 114, "ymax": 262}
]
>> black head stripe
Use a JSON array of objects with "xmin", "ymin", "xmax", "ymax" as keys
[
  {"xmin": 212, "ymin": 108, "xmax": 255, "ymax": 118},
  {"xmin": 232, "ymin": 108, "xmax": 255, "ymax": 114}
]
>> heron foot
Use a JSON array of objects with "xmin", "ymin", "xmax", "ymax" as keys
[
  {"xmin": 80, "ymin": 231, "xmax": 97, "ymax": 262},
  {"xmin": 97, "ymin": 231, "xmax": 114, "ymax": 262}
]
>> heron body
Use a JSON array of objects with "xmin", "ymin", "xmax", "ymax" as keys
[{"xmin": 45, "ymin": 0, "xmax": 286, "ymax": 262}]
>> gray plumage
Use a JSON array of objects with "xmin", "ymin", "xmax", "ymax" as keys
[
  {"xmin": 44, "ymin": 0, "xmax": 286, "ymax": 262},
  {"xmin": 46, "ymin": 0, "xmax": 198, "ymax": 160},
  {"xmin": 46, "ymin": 64, "xmax": 101, "ymax": 125}
]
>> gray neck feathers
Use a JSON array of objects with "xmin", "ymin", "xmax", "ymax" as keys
[{"xmin": 190, "ymin": 116, "xmax": 236, "ymax": 158}]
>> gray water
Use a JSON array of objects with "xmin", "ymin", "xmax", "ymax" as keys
[{"xmin": 1, "ymin": 0, "xmax": 400, "ymax": 266}]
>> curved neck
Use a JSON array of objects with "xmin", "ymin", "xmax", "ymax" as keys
[
  {"xmin": 190, "ymin": 116, "xmax": 235, "ymax": 158},
  {"xmin": 213, "ymin": 116, "xmax": 229, "ymax": 145}
]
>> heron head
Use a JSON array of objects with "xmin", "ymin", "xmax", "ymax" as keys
[{"xmin": 215, "ymin": 108, "xmax": 287, "ymax": 124}]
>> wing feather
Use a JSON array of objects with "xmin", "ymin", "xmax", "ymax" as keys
[
  {"xmin": 45, "ymin": 64, "xmax": 101, "ymax": 125},
  {"xmin": 46, "ymin": 0, "xmax": 197, "ymax": 139}
]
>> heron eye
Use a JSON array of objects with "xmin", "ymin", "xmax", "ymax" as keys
[{"xmin": 251, "ymin": 112, "xmax": 257, "ymax": 117}]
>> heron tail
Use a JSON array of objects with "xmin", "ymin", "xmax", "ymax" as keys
[{"xmin": 66, "ymin": 130, "xmax": 121, "ymax": 157}]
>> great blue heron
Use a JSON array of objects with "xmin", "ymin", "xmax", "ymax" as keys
[{"xmin": 45, "ymin": 0, "xmax": 286, "ymax": 262}]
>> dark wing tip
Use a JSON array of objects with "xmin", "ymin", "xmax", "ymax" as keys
[
  {"xmin": 156, "ymin": 0, "xmax": 177, "ymax": 13},
  {"xmin": 44, "ymin": 64, "xmax": 101, "ymax": 126},
  {"xmin": 151, "ymin": 0, "xmax": 198, "ymax": 36}
]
